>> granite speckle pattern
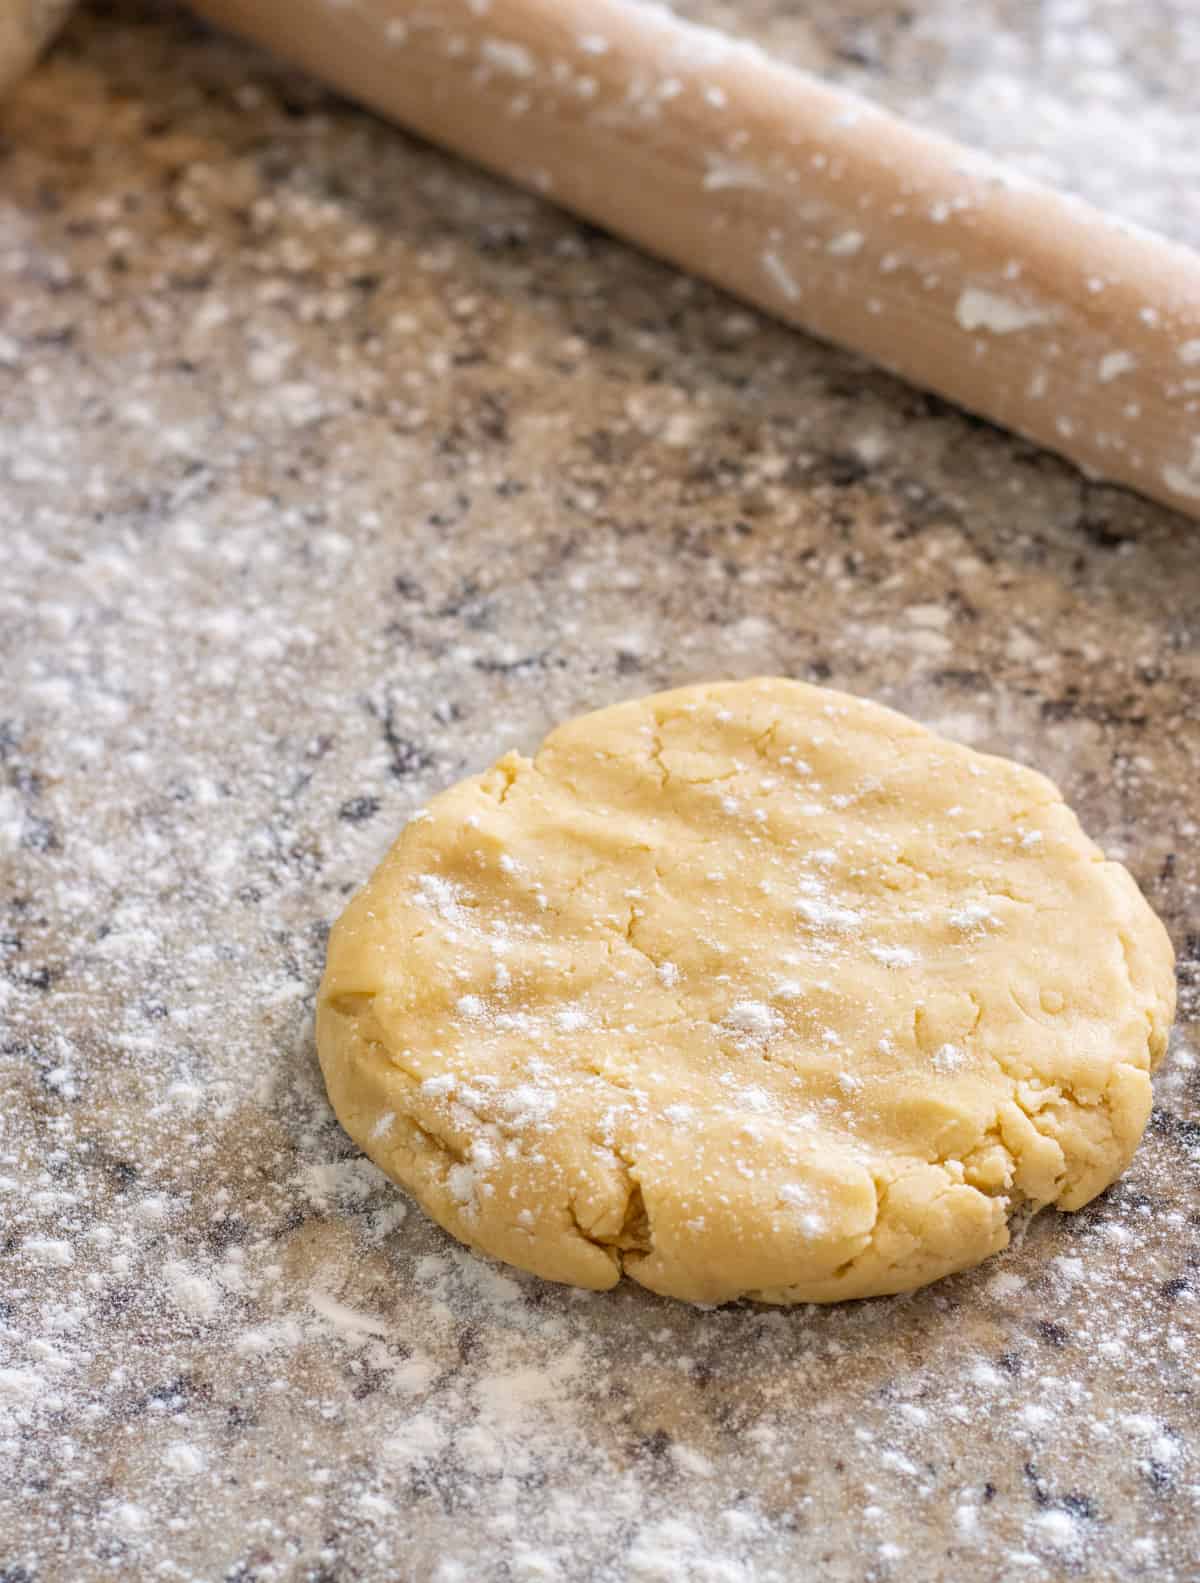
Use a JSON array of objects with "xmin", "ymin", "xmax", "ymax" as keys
[{"xmin": 1, "ymin": 4, "xmax": 1198, "ymax": 1580}]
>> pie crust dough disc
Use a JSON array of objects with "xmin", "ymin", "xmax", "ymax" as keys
[{"xmin": 317, "ymin": 680, "xmax": 1175, "ymax": 1304}]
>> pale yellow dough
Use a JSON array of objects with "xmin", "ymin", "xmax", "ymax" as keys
[{"xmin": 317, "ymin": 679, "xmax": 1175, "ymax": 1304}]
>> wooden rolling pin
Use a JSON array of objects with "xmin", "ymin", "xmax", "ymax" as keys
[
  {"xmin": 187, "ymin": 0, "xmax": 1200, "ymax": 519},
  {"xmin": 183, "ymin": 3, "xmax": 1200, "ymax": 517}
]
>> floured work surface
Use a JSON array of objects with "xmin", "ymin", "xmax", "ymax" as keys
[{"xmin": 1, "ymin": 4, "xmax": 1198, "ymax": 1580}]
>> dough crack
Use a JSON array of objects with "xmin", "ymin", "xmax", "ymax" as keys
[
  {"xmin": 597, "ymin": 1184, "xmax": 653, "ymax": 1255},
  {"xmin": 567, "ymin": 1144, "xmax": 653, "ymax": 1271},
  {"xmin": 620, "ymin": 901, "xmax": 663, "ymax": 974},
  {"xmin": 750, "ymin": 719, "xmax": 781, "ymax": 762},
  {"xmin": 564, "ymin": 1201, "xmax": 623, "ymax": 1274},
  {"xmin": 966, "ymin": 989, "xmax": 984, "ymax": 1035},
  {"xmin": 647, "ymin": 729, "xmax": 671, "ymax": 791},
  {"xmin": 328, "ymin": 991, "xmax": 377, "ymax": 1019},
  {"xmin": 486, "ymin": 754, "xmax": 526, "ymax": 804}
]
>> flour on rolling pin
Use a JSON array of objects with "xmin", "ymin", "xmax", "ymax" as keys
[{"xmin": 189, "ymin": 0, "xmax": 1200, "ymax": 519}]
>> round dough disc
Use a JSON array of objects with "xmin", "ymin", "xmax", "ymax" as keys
[{"xmin": 317, "ymin": 679, "xmax": 1175, "ymax": 1304}]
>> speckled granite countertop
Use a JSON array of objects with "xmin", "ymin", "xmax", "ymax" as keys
[{"xmin": 2, "ymin": 4, "xmax": 1198, "ymax": 1580}]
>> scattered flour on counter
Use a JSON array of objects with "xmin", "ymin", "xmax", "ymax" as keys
[
  {"xmin": 21, "ymin": 1237, "xmax": 75, "ymax": 1267},
  {"xmin": 307, "ymin": 1288, "xmax": 392, "ymax": 1339},
  {"xmin": 164, "ymin": 1441, "xmax": 208, "ymax": 1476},
  {"xmin": 1, "ymin": 4, "xmax": 1198, "ymax": 1579},
  {"xmin": 162, "ymin": 1261, "xmax": 222, "ymax": 1320}
]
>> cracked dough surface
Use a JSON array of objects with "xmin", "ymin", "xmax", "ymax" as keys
[{"xmin": 317, "ymin": 679, "xmax": 1175, "ymax": 1304}]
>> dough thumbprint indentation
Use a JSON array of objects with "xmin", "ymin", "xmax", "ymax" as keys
[{"xmin": 316, "ymin": 679, "xmax": 1175, "ymax": 1305}]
